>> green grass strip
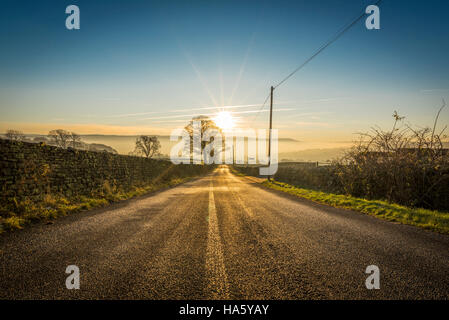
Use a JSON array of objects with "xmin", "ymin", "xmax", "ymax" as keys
[
  {"xmin": 0, "ymin": 176, "xmax": 198, "ymax": 233},
  {"xmin": 261, "ymin": 180, "xmax": 449, "ymax": 235}
]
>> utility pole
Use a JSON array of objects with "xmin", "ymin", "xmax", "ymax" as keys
[
  {"xmin": 233, "ymin": 136, "xmax": 235, "ymax": 164},
  {"xmin": 267, "ymin": 86, "xmax": 274, "ymax": 180}
]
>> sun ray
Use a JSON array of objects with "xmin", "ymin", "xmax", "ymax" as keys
[
  {"xmin": 181, "ymin": 47, "xmax": 219, "ymax": 108},
  {"xmin": 228, "ymin": 33, "xmax": 255, "ymax": 106}
]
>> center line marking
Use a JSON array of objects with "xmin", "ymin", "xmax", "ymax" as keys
[{"xmin": 205, "ymin": 177, "xmax": 230, "ymax": 299}]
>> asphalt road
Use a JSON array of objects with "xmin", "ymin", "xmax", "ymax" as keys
[{"xmin": 1, "ymin": 166, "xmax": 448, "ymax": 299}]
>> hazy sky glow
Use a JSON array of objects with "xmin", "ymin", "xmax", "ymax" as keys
[{"xmin": 1, "ymin": 0, "xmax": 448, "ymax": 142}]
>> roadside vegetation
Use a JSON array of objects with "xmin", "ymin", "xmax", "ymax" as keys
[
  {"xmin": 262, "ymin": 180, "xmax": 449, "ymax": 234},
  {"xmin": 0, "ymin": 172, "xmax": 207, "ymax": 233},
  {"xmin": 234, "ymin": 105, "xmax": 449, "ymax": 234}
]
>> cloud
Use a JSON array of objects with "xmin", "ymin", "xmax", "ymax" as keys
[
  {"xmin": 420, "ymin": 89, "xmax": 449, "ymax": 94},
  {"xmin": 295, "ymin": 121, "xmax": 331, "ymax": 127},
  {"xmin": 139, "ymin": 108, "xmax": 295, "ymax": 121},
  {"xmin": 104, "ymin": 103, "xmax": 263, "ymax": 119},
  {"xmin": 289, "ymin": 111, "xmax": 334, "ymax": 118},
  {"xmin": 0, "ymin": 121, "xmax": 170, "ymax": 135}
]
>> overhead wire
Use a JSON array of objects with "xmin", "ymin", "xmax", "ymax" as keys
[
  {"xmin": 250, "ymin": 0, "xmax": 382, "ymax": 126},
  {"xmin": 274, "ymin": 0, "xmax": 382, "ymax": 89}
]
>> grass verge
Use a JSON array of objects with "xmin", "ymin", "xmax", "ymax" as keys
[
  {"xmin": 260, "ymin": 179, "xmax": 449, "ymax": 235},
  {"xmin": 0, "ymin": 176, "xmax": 197, "ymax": 233}
]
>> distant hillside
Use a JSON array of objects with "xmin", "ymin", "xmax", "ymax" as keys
[
  {"xmin": 2, "ymin": 133, "xmax": 352, "ymax": 157},
  {"xmin": 0, "ymin": 134, "xmax": 118, "ymax": 154},
  {"xmin": 279, "ymin": 148, "xmax": 347, "ymax": 162},
  {"xmin": 86, "ymin": 143, "xmax": 118, "ymax": 154}
]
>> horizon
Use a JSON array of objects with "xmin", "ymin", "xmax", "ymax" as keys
[{"xmin": 1, "ymin": 131, "xmax": 345, "ymax": 157}]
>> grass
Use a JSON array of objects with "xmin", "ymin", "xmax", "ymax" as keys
[
  {"xmin": 259, "ymin": 179, "xmax": 449, "ymax": 235},
  {"xmin": 0, "ymin": 176, "xmax": 198, "ymax": 233}
]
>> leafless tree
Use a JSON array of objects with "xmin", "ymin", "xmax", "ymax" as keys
[
  {"xmin": 5, "ymin": 129, "xmax": 25, "ymax": 141},
  {"xmin": 184, "ymin": 115, "xmax": 222, "ymax": 158},
  {"xmin": 134, "ymin": 135, "xmax": 161, "ymax": 158},
  {"xmin": 48, "ymin": 129, "xmax": 71, "ymax": 148},
  {"xmin": 69, "ymin": 132, "xmax": 82, "ymax": 148}
]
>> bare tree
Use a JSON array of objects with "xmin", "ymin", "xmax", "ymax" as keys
[
  {"xmin": 69, "ymin": 132, "xmax": 82, "ymax": 148},
  {"xmin": 184, "ymin": 115, "xmax": 221, "ymax": 157},
  {"xmin": 134, "ymin": 135, "xmax": 161, "ymax": 158},
  {"xmin": 5, "ymin": 129, "xmax": 25, "ymax": 141},
  {"xmin": 48, "ymin": 129, "xmax": 71, "ymax": 148}
]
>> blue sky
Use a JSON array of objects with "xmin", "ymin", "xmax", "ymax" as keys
[{"xmin": 0, "ymin": 0, "xmax": 448, "ymax": 141}]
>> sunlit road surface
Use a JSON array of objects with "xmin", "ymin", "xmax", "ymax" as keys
[{"xmin": 1, "ymin": 166, "xmax": 448, "ymax": 299}]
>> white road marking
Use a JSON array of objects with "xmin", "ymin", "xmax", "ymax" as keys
[{"xmin": 205, "ymin": 177, "xmax": 230, "ymax": 299}]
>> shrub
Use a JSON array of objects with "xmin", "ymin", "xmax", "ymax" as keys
[{"xmin": 235, "ymin": 103, "xmax": 449, "ymax": 211}]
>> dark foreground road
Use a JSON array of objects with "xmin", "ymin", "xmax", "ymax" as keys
[{"xmin": 1, "ymin": 166, "xmax": 448, "ymax": 299}]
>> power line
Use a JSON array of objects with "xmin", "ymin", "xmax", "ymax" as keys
[
  {"xmin": 274, "ymin": 0, "xmax": 382, "ymax": 89},
  {"xmin": 250, "ymin": 0, "xmax": 382, "ymax": 127}
]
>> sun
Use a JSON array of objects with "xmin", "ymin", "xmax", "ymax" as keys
[{"xmin": 214, "ymin": 111, "xmax": 235, "ymax": 129}]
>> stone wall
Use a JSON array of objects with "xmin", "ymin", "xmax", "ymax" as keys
[{"xmin": 0, "ymin": 139, "xmax": 207, "ymax": 204}]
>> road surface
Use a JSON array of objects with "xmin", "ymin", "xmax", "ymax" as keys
[{"xmin": 1, "ymin": 166, "xmax": 448, "ymax": 299}]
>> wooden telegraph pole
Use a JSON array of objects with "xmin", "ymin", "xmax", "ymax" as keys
[{"xmin": 267, "ymin": 86, "xmax": 274, "ymax": 181}]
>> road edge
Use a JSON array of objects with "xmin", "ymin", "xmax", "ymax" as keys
[{"xmin": 230, "ymin": 168, "xmax": 449, "ymax": 236}]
